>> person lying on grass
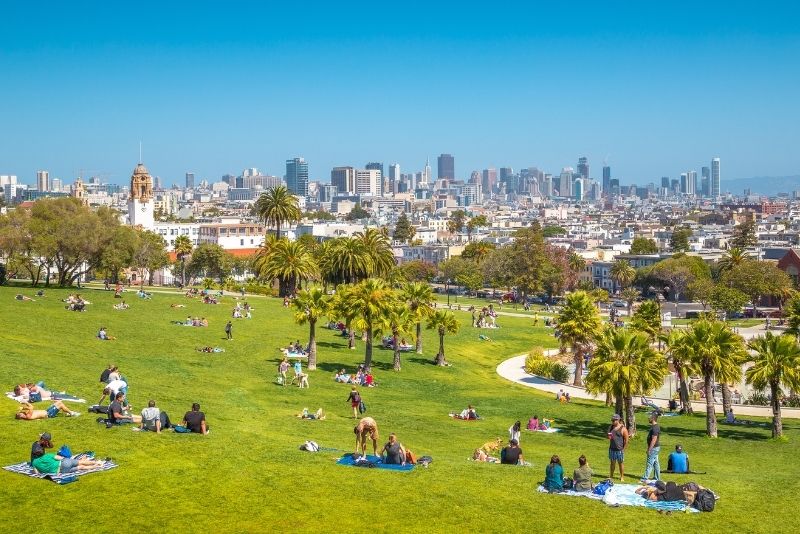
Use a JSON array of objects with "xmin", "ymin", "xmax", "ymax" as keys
[
  {"xmin": 113, "ymin": 301, "xmax": 129, "ymax": 310},
  {"xmin": 452, "ymin": 405, "xmax": 479, "ymax": 420},
  {"xmin": 15, "ymin": 294, "xmax": 35, "ymax": 301},
  {"xmin": 16, "ymin": 401, "xmax": 80, "ymax": 420},
  {"xmin": 31, "ymin": 448, "xmax": 105, "ymax": 475},
  {"xmin": 196, "ymin": 346, "xmax": 225, "ymax": 353},
  {"xmin": 296, "ymin": 408, "xmax": 325, "ymax": 420}
]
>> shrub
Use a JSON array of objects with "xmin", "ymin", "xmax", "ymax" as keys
[
  {"xmin": 524, "ymin": 348, "xmax": 569, "ymax": 383},
  {"xmin": 745, "ymin": 391, "xmax": 769, "ymax": 406},
  {"xmin": 549, "ymin": 363, "xmax": 570, "ymax": 383}
]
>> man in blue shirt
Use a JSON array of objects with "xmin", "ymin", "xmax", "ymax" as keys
[{"xmin": 667, "ymin": 444, "xmax": 689, "ymax": 473}]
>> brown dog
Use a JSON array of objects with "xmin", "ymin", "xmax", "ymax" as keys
[{"xmin": 481, "ymin": 437, "xmax": 503, "ymax": 454}]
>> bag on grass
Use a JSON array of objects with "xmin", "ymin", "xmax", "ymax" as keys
[
  {"xmin": 693, "ymin": 489, "xmax": 716, "ymax": 512},
  {"xmin": 593, "ymin": 479, "xmax": 613, "ymax": 496},
  {"xmin": 358, "ymin": 401, "xmax": 366, "ymax": 414},
  {"xmin": 299, "ymin": 441, "xmax": 319, "ymax": 452},
  {"xmin": 58, "ymin": 445, "xmax": 72, "ymax": 458},
  {"xmin": 405, "ymin": 450, "xmax": 417, "ymax": 464},
  {"xmin": 173, "ymin": 425, "xmax": 192, "ymax": 434},
  {"xmin": 29, "ymin": 392, "xmax": 42, "ymax": 403},
  {"xmin": 563, "ymin": 477, "xmax": 573, "ymax": 491}
]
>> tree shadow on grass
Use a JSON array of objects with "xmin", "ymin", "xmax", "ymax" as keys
[
  {"xmin": 316, "ymin": 340, "xmax": 348, "ymax": 349},
  {"xmin": 552, "ymin": 419, "xmax": 610, "ymax": 440},
  {"xmin": 408, "ymin": 357, "xmax": 437, "ymax": 366}
]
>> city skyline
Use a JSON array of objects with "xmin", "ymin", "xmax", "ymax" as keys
[{"xmin": 1, "ymin": 3, "xmax": 798, "ymax": 185}]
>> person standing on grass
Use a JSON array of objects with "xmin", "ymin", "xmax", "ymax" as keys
[
  {"xmin": 642, "ymin": 413, "xmax": 661, "ymax": 481},
  {"xmin": 509, "ymin": 421, "xmax": 521, "ymax": 444},
  {"xmin": 607, "ymin": 413, "xmax": 629, "ymax": 481},
  {"xmin": 225, "ymin": 321, "xmax": 233, "ymax": 340},
  {"xmin": 354, "ymin": 417, "xmax": 379, "ymax": 457},
  {"xmin": 278, "ymin": 358, "xmax": 290, "ymax": 386},
  {"xmin": 347, "ymin": 386, "xmax": 362, "ymax": 418}
]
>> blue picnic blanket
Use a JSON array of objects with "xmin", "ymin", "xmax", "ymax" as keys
[
  {"xmin": 336, "ymin": 454, "xmax": 415, "ymax": 471},
  {"xmin": 3, "ymin": 453, "xmax": 117, "ymax": 484},
  {"xmin": 537, "ymin": 483, "xmax": 699, "ymax": 513}
]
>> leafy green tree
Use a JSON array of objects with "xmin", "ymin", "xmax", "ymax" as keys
[
  {"xmin": 292, "ymin": 287, "xmax": 331, "ymax": 370},
  {"xmin": 630, "ymin": 237, "xmax": 659, "ymax": 254},
  {"xmin": 401, "ymin": 281, "xmax": 435, "ymax": 354},
  {"xmin": 466, "ymin": 214, "xmax": 488, "ymax": 241},
  {"xmin": 785, "ymin": 295, "xmax": 800, "ymax": 340},
  {"xmin": 426, "ymin": 310, "xmax": 460, "ymax": 366},
  {"xmin": 717, "ymin": 247, "xmax": 748, "ymax": 274},
  {"xmin": 254, "ymin": 185, "xmax": 301, "ymax": 239},
  {"xmin": 621, "ymin": 287, "xmax": 640, "ymax": 316},
  {"xmin": 461, "ymin": 241, "xmax": 495, "ymax": 263},
  {"xmin": 680, "ymin": 320, "xmax": 747, "ymax": 437},
  {"xmin": 99, "ymin": 226, "xmax": 139, "ymax": 283},
  {"xmin": 610, "ymin": 259, "xmax": 636, "ymax": 292},
  {"xmin": 254, "ymin": 239, "xmax": 317, "ymax": 297},
  {"xmin": 730, "ymin": 218, "xmax": 758, "ymax": 249},
  {"xmin": 557, "ymin": 291, "xmax": 602, "ymax": 386},
  {"xmin": 722, "ymin": 259, "xmax": 793, "ymax": 316},
  {"xmin": 746, "ymin": 333, "xmax": 800, "ymax": 438},
  {"xmin": 133, "ymin": 229, "xmax": 169, "ymax": 286},
  {"xmin": 376, "ymin": 300, "xmax": 414, "ymax": 371},
  {"xmin": 303, "ymin": 210, "xmax": 336, "ymax": 221},
  {"xmin": 669, "ymin": 227, "xmax": 692, "ymax": 252},
  {"xmin": 393, "ymin": 212, "xmax": 415, "ymax": 244},
  {"xmin": 395, "ymin": 260, "xmax": 437, "ymax": 283},
  {"xmin": 647, "ymin": 254, "xmax": 712, "ymax": 302},
  {"xmin": 688, "ymin": 277, "xmax": 715, "ymax": 310},
  {"xmin": 188, "ymin": 243, "xmax": 235, "ymax": 284},
  {"xmin": 710, "ymin": 285, "xmax": 749, "ymax": 319},
  {"xmin": 173, "ymin": 235, "xmax": 194, "ymax": 287},
  {"xmin": 349, "ymin": 278, "xmax": 396, "ymax": 368},
  {"xmin": 661, "ymin": 329, "xmax": 696, "ymax": 414},
  {"xmin": 630, "ymin": 299, "xmax": 662, "ymax": 341},
  {"xmin": 356, "ymin": 228, "xmax": 395, "ymax": 279},
  {"xmin": 330, "ymin": 284, "xmax": 358, "ymax": 350},
  {"xmin": 586, "ymin": 327, "xmax": 667, "ymax": 435},
  {"xmin": 447, "ymin": 210, "xmax": 466, "ymax": 234},
  {"xmin": 320, "ymin": 238, "xmax": 371, "ymax": 285},
  {"xmin": 345, "ymin": 203, "xmax": 370, "ymax": 221},
  {"xmin": 542, "ymin": 225, "xmax": 567, "ymax": 238}
]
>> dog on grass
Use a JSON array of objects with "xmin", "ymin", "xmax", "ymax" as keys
[{"xmin": 480, "ymin": 437, "xmax": 503, "ymax": 454}]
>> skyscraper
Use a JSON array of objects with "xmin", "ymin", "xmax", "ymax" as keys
[
  {"xmin": 701, "ymin": 166, "xmax": 710, "ymax": 197},
  {"xmin": 185, "ymin": 172, "xmax": 195, "ymax": 189},
  {"xmin": 437, "ymin": 153, "xmax": 455, "ymax": 181},
  {"xmin": 355, "ymin": 169, "xmax": 381, "ymax": 196},
  {"xmin": 573, "ymin": 178, "xmax": 583, "ymax": 201},
  {"xmin": 577, "ymin": 157, "xmax": 589, "ymax": 179},
  {"xmin": 661, "ymin": 176, "xmax": 670, "ymax": 189},
  {"xmin": 36, "ymin": 170, "xmax": 49, "ymax": 192},
  {"xmin": 680, "ymin": 173, "xmax": 688, "ymax": 194},
  {"xmin": 558, "ymin": 167, "xmax": 574, "ymax": 197},
  {"xmin": 711, "ymin": 157, "xmax": 721, "ymax": 197},
  {"xmin": 331, "ymin": 167, "xmax": 355, "ymax": 194},
  {"xmin": 602, "ymin": 166, "xmax": 611, "ymax": 194},
  {"xmin": 286, "ymin": 157, "xmax": 309, "ymax": 197},
  {"xmin": 388, "ymin": 163, "xmax": 400, "ymax": 194},
  {"xmin": 686, "ymin": 171, "xmax": 697, "ymax": 195},
  {"xmin": 482, "ymin": 168, "xmax": 497, "ymax": 195}
]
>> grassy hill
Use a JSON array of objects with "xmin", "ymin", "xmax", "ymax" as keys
[{"xmin": 0, "ymin": 285, "xmax": 795, "ymax": 533}]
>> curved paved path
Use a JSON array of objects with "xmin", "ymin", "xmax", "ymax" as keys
[{"xmin": 496, "ymin": 353, "xmax": 800, "ymax": 419}]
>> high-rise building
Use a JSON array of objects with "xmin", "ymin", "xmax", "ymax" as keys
[
  {"xmin": 573, "ymin": 178, "xmax": 584, "ymax": 201},
  {"xmin": 286, "ymin": 157, "xmax": 309, "ymax": 197},
  {"xmin": 437, "ymin": 153, "xmax": 454, "ymax": 181},
  {"xmin": 423, "ymin": 158, "xmax": 432, "ymax": 187},
  {"xmin": 499, "ymin": 167, "xmax": 514, "ymax": 192},
  {"xmin": 331, "ymin": 167, "xmax": 356, "ymax": 194},
  {"xmin": 609, "ymin": 178, "xmax": 620, "ymax": 196},
  {"xmin": 388, "ymin": 164, "xmax": 400, "ymax": 193},
  {"xmin": 51, "ymin": 178, "xmax": 62, "ymax": 192},
  {"xmin": 469, "ymin": 170, "xmax": 480, "ymax": 184},
  {"xmin": 558, "ymin": 167, "xmax": 574, "ymax": 197},
  {"xmin": 711, "ymin": 157, "xmax": 721, "ymax": 197},
  {"xmin": 482, "ymin": 168, "xmax": 497, "ymax": 195},
  {"xmin": 680, "ymin": 173, "xmax": 688, "ymax": 194},
  {"xmin": 671, "ymin": 179, "xmax": 680, "ymax": 193},
  {"xmin": 355, "ymin": 169, "xmax": 382, "ymax": 196},
  {"xmin": 661, "ymin": 176, "xmax": 670, "ymax": 189},
  {"xmin": 685, "ymin": 171, "xmax": 697, "ymax": 195},
  {"xmin": 577, "ymin": 157, "xmax": 589, "ymax": 180},
  {"xmin": 701, "ymin": 167, "xmax": 711, "ymax": 198},
  {"xmin": 36, "ymin": 170, "xmax": 49, "ymax": 192},
  {"xmin": 319, "ymin": 184, "xmax": 338, "ymax": 203},
  {"xmin": 185, "ymin": 172, "xmax": 195, "ymax": 189},
  {"xmin": 602, "ymin": 166, "xmax": 611, "ymax": 194}
]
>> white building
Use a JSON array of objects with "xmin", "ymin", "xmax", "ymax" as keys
[{"xmin": 355, "ymin": 169, "xmax": 382, "ymax": 197}]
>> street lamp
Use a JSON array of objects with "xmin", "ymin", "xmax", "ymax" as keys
[{"xmin": 446, "ymin": 279, "xmax": 451, "ymax": 308}]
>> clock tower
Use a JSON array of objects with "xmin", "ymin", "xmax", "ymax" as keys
[{"xmin": 128, "ymin": 162, "xmax": 155, "ymax": 229}]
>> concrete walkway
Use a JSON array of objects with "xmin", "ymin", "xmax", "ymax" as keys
[{"xmin": 496, "ymin": 353, "xmax": 800, "ymax": 419}]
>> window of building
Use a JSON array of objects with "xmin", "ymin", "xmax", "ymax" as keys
[{"xmin": 240, "ymin": 239, "xmax": 244, "ymax": 246}]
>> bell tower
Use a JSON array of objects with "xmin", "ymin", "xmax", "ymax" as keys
[{"xmin": 127, "ymin": 163, "xmax": 155, "ymax": 229}]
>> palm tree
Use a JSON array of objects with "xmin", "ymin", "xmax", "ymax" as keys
[
  {"xmin": 586, "ymin": 327, "xmax": 667, "ymax": 436},
  {"xmin": 254, "ymin": 185, "xmax": 301, "ymax": 239},
  {"xmin": 330, "ymin": 284, "xmax": 358, "ymax": 350},
  {"xmin": 173, "ymin": 234, "xmax": 193, "ymax": 288},
  {"xmin": 621, "ymin": 287, "xmax": 641, "ymax": 316},
  {"xmin": 401, "ymin": 282, "xmax": 435, "ymax": 354},
  {"xmin": 610, "ymin": 259, "xmax": 636, "ymax": 294},
  {"xmin": 557, "ymin": 291, "xmax": 603, "ymax": 386},
  {"xmin": 323, "ymin": 238, "xmax": 372, "ymax": 285},
  {"xmin": 785, "ymin": 295, "xmax": 800, "ymax": 340},
  {"xmin": 349, "ymin": 278, "xmax": 395, "ymax": 368},
  {"xmin": 255, "ymin": 238, "xmax": 317, "ymax": 297},
  {"xmin": 427, "ymin": 310, "xmax": 460, "ymax": 366},
  {"xmin": 377, "ymin": 301, "xmax": 414, "ymax": 371},
  {"xmin": 292, "ymin": 287, "xmax": 331, "ymax": 371},
  {"xmin": 630, "ymin": 299, "xmax": 662, "ymax": 341},
  {"xmin": 356, "ymin": 228, "xmax": 395, "ymax": 279},
  {"xmin": 718, "ymin": 247, "xmax": 747, "ymax": 273},
  {"xmin": 680, "ymin": 320, "xmax": 747, "ymax": 437},
  {"xmin": 746, "ymin": 333, "xmax": 800, "ymax": 438},
  {"xmin": 661, "ymin": 329, "xmax": 696, "ymax": 414}
]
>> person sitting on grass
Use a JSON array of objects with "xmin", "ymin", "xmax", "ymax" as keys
[
  {"xmin": 334, "ymin": 369, "xmax": 350, "ymax": 383},
  {"xmin": 544, "ymin": 455, "xmax": 565, "ymax": 492},
  {"xmin": 139, "ymin": 400, "xmax": 165, "ymax": 433},
  {"xmin": 97, "ymin": 327, "xmax": 116, "ymax": 341},
  {"xmin": 667, "ymin": 444, "xmax": 690, "ymax": 474},
  {"xmin": 108, "ymin": 392, "xmax": 142, "ymax": 425},
  {"xmin": 454, "ymin": 405, "xmax": 479, "ymax": 420},
  {"xmin": 31, "ymin": 448, "xmax": 105, "ymax": 475},
  {"xmin": 573, "ymin": 455, "xmax": 594, "ymax": 492},
  {"xmin": 16, "ymin": 401, "xmax": 80, "ymax": 420},
  {"xmin": 381, "ymin": 433, "xmax": 407, "ymax": 465},
  {"xmin": 500, "ymin": 439, "xmax": 524, "ymax": 465},
  {"xmin": 113, "ymin": 301, "xmax": 129, "ymax": 310},
  {"xmin": 31, "ymin": 432, "xmax": 54, "ymax": 464},
  {"xmin": 354, "ymin": 417, "xmax": 379, "ymax": 457},
  {"xmin": 181, "ymin": 402, "xmax": 209, "ymax": 434}
]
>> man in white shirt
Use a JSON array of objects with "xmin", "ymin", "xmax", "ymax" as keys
[
  {"xmin": 98, "ymin": 379, "xmax": 127, "ymax": 405},
  {"xmin": 140, "ymin": 400, "xmax": 162, "ymax": 433}
]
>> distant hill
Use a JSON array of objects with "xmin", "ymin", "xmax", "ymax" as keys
[{"xmin": 723, "ymin": 175, "xmax": 800, "ymax": 196}]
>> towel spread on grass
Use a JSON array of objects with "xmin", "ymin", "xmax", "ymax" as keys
[
  {"xmin": 6, "ymin": 392, "xmax": 86, "ymax": 403},
  {"xmin": 336, "ymin": 454, "xmax": 415, "ymax": 471},
  {"xmin": 527, "ymin": 428, "xmax": 561, "ymax": 433},
  {"xmin": 537, "ymin": 483, "xmax": 699, "ymax": 513},
  {"xmin": 4, "ymin": 453, "xmax": 117, "ymax": 484}
]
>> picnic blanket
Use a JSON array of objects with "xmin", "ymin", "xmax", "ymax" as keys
[
  {"xmin": 6, "ymin": 392, "xmax": 86, "ymax": 404},
  {"xmin": 336, "ymin": 454, "xmax": 415, "ymax": 471},
  {"xmin": 4, "ymin": 453, "xmax": 117, "ymax": 484},
  {"xmin": 537, "ymin": 483, "xmax": 699, "ymax": 513},
  {"xmin": 527, "ymin": 427, "xmax": 561, "ymax": 433}
]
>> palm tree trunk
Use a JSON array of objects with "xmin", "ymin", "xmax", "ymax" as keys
[
  {"xmin": 704, "ymin": 373, "xmax": 717, "ymax": 437},
  {"xmin": 624, "ymin": 395, "xmax": 636, "ymax": 436},
  {"xmin": 347, "ymin": 322, "xmax": 355, "ymax": 350},
  {"xmin": 615, "ymin": 394, "xmax": 624, "ymax": 416},
  {"xmin": 771, "ymin": 381, "xmax": 783, "ymax": 438},
  {"xmin": 415, "ymin": 322, "xmax": 423, "ymax": 354},
  {"xmin": 721, "ymin": 383, "xmax": 732, "ymax": 417},
  {"xmin": 181, "ymin": 257, "xmax": 186, "ymax": 287},
  {"xmin": 572, "ymin": 348, "xmax": 584, "ymax": 386},
  {"xmin": 307, "ymin": 320, "xmax": 317, "ymax": 371},
  {"xmin": 676, "ymin": 366, "xmax": 692, "ymax": 414},
  {"xmin": 364, "ymin": 327, "xmax": 373, "ymax": 368},
  {"xmin": 435, "ymin": 331, "xmax": 446, "ymax": 365},
  {"xmin": 392, "ymin": 329, "xmax": 401, "ymax": 371}
]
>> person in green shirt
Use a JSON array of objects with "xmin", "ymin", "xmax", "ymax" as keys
[
  {"xmin": 544, "ymin": 454, "xmax": 564, "ymax": 492},
  {"xmin": 31, "ymin": 452, "xmax": 104, "ymax": 474},
  {"xmin": 572, "ymin": 455, "xmax": 594, "ymax": 492}
]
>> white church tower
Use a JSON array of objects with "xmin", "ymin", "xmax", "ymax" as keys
[{"xmin": 127, "ymin": 162, "xmax": 155, "ymax": 229}]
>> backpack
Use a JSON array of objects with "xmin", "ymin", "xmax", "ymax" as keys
[
  {"xmin": 593, "ymin": 479, "xmax": 614, "ymax": 496},
  {"xmin": 299, "ymin": 440, "xmax": 319, "ymax": 452},
  {"xmin": 693, "ymin": 489, "xmax": 716, "ymax": 512},
  {"xmin": 352, "ymin": 392, "xmax": 362, "ymax": 404},
  {"xmin": 662, "ymin": 481, "xmax": 685, "ymax": 502},
  {"xmin": 405, "ymin": 450, "xmax": 417, "ymax": 464},
  {"xmin": 159, "ymin": 411, "xmax": 172, "ymax": 430},
  {"xmin": 359, "ymin": 401, "xmax": 366, "ymax": 414}
]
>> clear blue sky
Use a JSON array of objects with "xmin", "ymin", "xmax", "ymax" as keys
[{"xmin": 1, "ymin": 1, "xmax": 799, "ymax": 187}]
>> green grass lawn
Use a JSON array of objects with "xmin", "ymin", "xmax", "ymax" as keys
[{"xmin": 0, "ymin": 285, "xmax": 795, "ymax": 533}]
